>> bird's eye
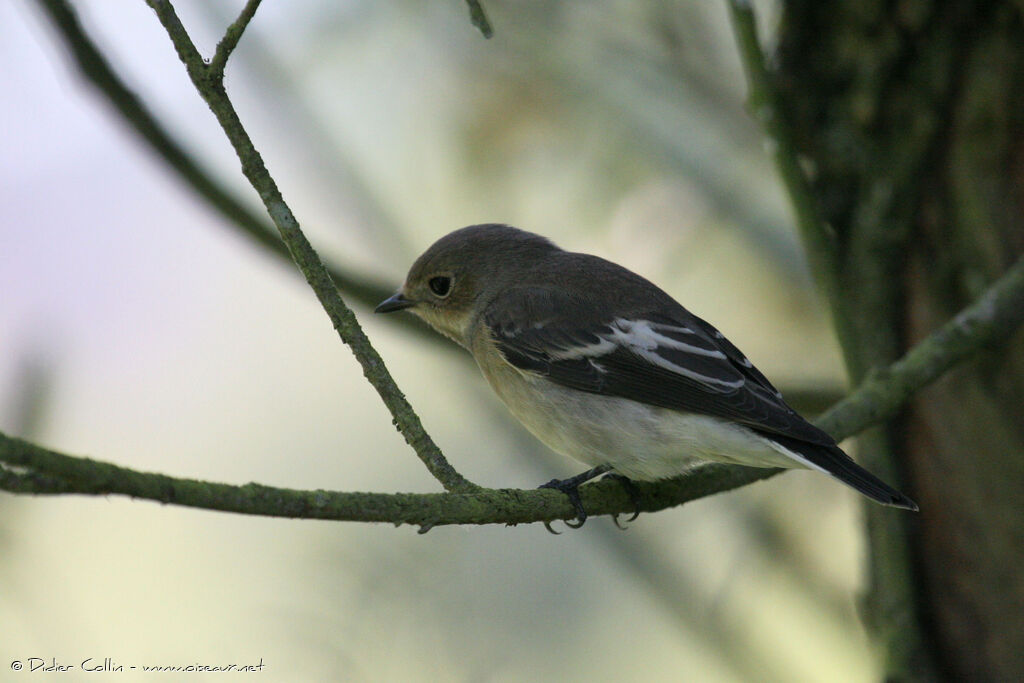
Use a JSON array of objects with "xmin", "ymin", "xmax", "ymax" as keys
[{"xmin": 428, "ymin": 276, "xmax": 452, "ymax": 297}]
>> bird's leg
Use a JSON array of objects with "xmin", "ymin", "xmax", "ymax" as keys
[
  {"xmin": 600, "ymin": 473, "xmax": 642, "ymax": 529},
  {"xmin": 539, "ymin": 465, "xmax": 611, "ymax": 532}
]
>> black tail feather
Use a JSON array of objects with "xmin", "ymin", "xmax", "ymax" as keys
[{"xmin": 765, "ymin": 433, "xmax": 919, "ymax": 511}]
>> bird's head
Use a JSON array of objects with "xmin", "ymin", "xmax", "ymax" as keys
[{"xmin": 375, "ymin": 224, "xmax": 558, "ymax": 346}]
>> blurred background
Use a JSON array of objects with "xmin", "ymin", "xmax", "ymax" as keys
[{"xmin": 2, "ymin": 1, "xmax": 878, "ymax": 680}]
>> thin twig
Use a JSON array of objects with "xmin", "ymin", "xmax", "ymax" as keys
[
  {"xmin": 5, "ymin": 254, "xmax": 1021, "ymax": 525},
  {"xmin": 465, "ymin": 0, "xmax": 493, "ymax": 38},
  {"xmin": 143, "ymin": 0, "xmax": 478, "ymax": 493},
  {"xmin": 209, "ymin": 0, "xmax": 262, "ymax": 75},
  {"xmin": 725, "ymin": 0, "xmax": 856, "ymax": 358}
]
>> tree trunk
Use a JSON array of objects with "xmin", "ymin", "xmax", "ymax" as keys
[{"xmin": 776, "ymin": 1, "xmax": 1024, "ymax": 680}]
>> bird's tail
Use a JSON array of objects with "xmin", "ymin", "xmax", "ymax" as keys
[{"xmin": 767, "ymin": 433, "xmax": 919, "ymax": 511}]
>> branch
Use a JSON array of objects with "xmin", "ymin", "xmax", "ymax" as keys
[
  {"xmin": 142, "ymin": 0, "xmax": 477, "ymax": 493},
  {"xmin": 817, "ymin": 254, "xmax": 1024, "ymax": 439},
  {"xmin": 5, "ymin": 253, "xmax": 1021, "ymax": 526},
  {"xmin": 725, "ymin": 1, "xmax": 857, "ymax": 358},
  {"xmin": 0, "ymin": 439, "xmax": 769, "ymax": 530},
  {"xmin": 209, "ymin": 0, "xmax": 262, "ymax": 75},
  {"xmin": 465, "ymin": 0, "xmax": 494, "ymax": 39}
]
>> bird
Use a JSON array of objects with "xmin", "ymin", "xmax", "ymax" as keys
[{"xmin": 375, "ymin": 224, "xmax": 918, "ymax": 523}]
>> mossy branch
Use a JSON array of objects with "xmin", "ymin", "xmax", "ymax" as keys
[
  {"xmin": 725, "ymin": 0, "xmax": 857, "ymax": 361},
  {"xmin": 209, "ymin": 0, "xmax": 262, "ymax": 75},
  {"xmin": 4, "ymin": 253, "xmax": 1021, "ymax": 527},
  {"xmin": 465, "ymin": 0, "xmax": 494, "ymax": 38}
]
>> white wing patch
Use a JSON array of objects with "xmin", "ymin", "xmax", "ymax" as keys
[
  {"xmin": 614, "ymin": 319, "xmax": 744, "ymax": 391},
  {"xmin": 540, "ymin": 318, "xmax": 745, "ymax": 392},
  {"xmin": 609, "ymin": 319, "xmax": 726, "ymax": 359},
  {"xmin": 547, "ymin": 337, "xmax": 617, "ymax": 360}
]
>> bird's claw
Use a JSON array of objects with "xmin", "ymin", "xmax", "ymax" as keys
[
  {"xmin": 539, "ymin": 476, "xmax": 590, "ymax": 531},
  {"xmin": 602, "ymin": 473, "xmax": 642, "ymax": 523}
]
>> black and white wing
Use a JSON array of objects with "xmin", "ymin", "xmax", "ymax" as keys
[{"xmin": 484, "ymin": 287, "xmax": 832, "ymax": 446}]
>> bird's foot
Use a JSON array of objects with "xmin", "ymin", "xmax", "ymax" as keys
[
  {"xmin": 602, "ymin": 473, "xmax": 642, "ymax": 530},
  {"xmin": 538, "ymin": 465, "xmax": 611, "ymax": 534}
]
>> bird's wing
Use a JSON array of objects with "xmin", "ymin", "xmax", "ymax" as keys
[{"xmin": 483, "ymin": 287, "xmax": 835, "ymax": 447}]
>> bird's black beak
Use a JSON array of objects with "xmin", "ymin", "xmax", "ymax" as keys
[{"xmin": 374, "ymin": 292, "xmax": 416, "ymax": 313}]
